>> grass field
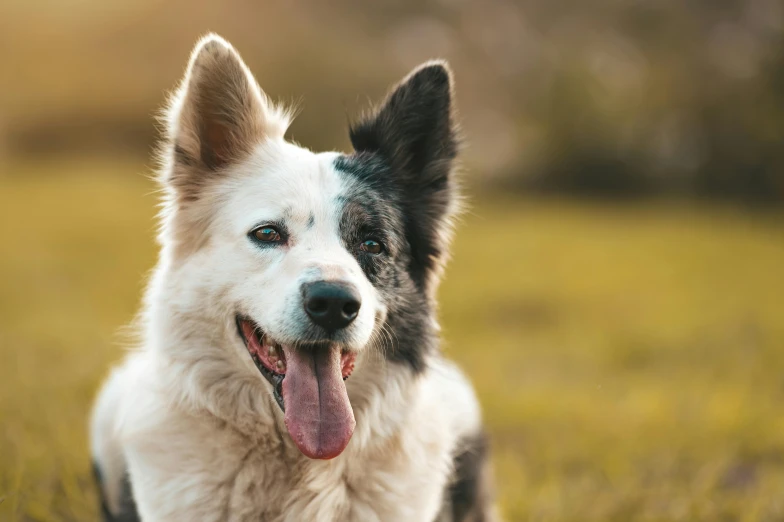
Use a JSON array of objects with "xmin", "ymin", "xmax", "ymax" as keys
[{"xmin": 1, "ymin": 159, "xmax": 784, "ymax": 521}]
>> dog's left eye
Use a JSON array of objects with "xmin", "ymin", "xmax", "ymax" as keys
[
  {"xmin": 359, "ymin": 239, "xmax": 384, "ymax": 255},
  {"xmin": 252, "ymin": 226, "xmax": 282, "ymax": 243}
]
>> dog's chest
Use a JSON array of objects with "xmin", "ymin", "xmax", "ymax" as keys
[{"xmin": 223, "ymin": 431, "xmax": 450, "ymax": 522}]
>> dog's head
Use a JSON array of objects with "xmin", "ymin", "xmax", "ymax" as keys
[{"xmin": 157, "ymin": 34, "xmax": 459, "ymax": 459}]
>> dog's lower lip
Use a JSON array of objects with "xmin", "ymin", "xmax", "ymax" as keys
[
  {"xmin": 238, "ymin": 318, "xmax": 286, "ymax": 374},
  {"xmin": 236, "ymin": 316, "xmax": 286, "ymax": 411}
]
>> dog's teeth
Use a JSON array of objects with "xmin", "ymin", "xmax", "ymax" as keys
[
  {"xmin": 268, "ymin": 345, "xmax": 277, "ymax": 357},
  {"xmin": 276, "ymin": 360, "xmax": 285, "ymax": 372}
]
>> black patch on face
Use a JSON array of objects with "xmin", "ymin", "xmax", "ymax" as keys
[
  {"xmin": 306, "ymin": 213, "xmax": 315, "ymax": 229},
  {"xmin": 335, "ymin": 153, "xmax": 432, "ymax": 373},
  {"xmin": 334, "ymin": 62, "xmax": 460, "ymax": 373},
  {"xmin": 334, "ymin": 157, "xmax": 397, "ymax": 285}
]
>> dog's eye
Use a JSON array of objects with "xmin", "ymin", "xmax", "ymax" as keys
[
  {"xmin": 253, "ymin": 226, "xmax": 282, "ymax": 243},
  {"xmin": 359, "ymin": 239, "xmax": 384, "ymax": 255}
]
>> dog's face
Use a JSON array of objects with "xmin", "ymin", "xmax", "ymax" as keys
[
  {"xmin": 160, "ymin": 35, "xmax": 458, "ymax": 459},
  {"xmin": 220, "ymin": 145, "xmax": 385, "ymax": 372}
]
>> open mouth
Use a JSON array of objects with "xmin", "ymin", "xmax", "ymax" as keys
[{"xmin": 236, "ymin": 316, "xmax": 357, "ymax": 459}]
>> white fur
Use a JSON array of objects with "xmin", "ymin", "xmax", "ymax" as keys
[
  {"xmin": 91, "ymin": 34, "xmax": 486, "ymax": 522},
  {"xmin": 94, "ymin": 350, "xmax": 480, "ymax": 521}
]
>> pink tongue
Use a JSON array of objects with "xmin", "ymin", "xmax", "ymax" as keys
[{"xmin": 281, "ymin": 346, "xmax": 355, "ymax": 459}]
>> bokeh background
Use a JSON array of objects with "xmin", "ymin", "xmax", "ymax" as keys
[{"xmin": 1, "ymin": 1, "xmax": 784, "ymax": 520}]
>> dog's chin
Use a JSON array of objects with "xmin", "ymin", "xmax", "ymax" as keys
[{"xmin": 235, "ymin": 316, "xmax": 357, "ymax": 460}]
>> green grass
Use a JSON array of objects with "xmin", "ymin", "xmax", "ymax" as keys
[{"xmin": 2, "ymin": 159, "xmax": 784, "ymax": 521}]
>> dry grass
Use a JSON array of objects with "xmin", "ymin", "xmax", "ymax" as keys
[{"xmin": 1, "ymin": 159, "xmax": 784, "ymax": 521}]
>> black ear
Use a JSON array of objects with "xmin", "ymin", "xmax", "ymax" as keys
[
  {"xmin": 350, "ymin": 61, "xmax": 460, "ymax": 297},
  {"xmin": 350, "ymin": 61, "xmax": 458, "ymax": 180},
  {"xmin": 164, "ymin": 34, "xmax": 289, "ymax": 196}
]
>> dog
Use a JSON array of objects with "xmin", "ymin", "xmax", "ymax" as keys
[{"xmin": 90, "ymin": 34, "xmax": 496, "ymax": 522}]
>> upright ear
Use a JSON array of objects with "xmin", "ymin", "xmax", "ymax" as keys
[
  {"xmin": 164, "ymin": 34, "xmax": 289, "ymax": 194},
  {"xmin": 350, "ymin": 61, "xmax": 460, "ymax": 297},
  {"xmin": 350, "ymin": 61, "xmax": 458, "ymax": 183}
]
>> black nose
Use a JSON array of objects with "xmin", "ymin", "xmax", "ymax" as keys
[{"xmin": 302, "ymin": 281, "xmax": 361, "ymax": 331}]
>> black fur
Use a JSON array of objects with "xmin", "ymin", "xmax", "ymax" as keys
[
  {"xmin": 335, "ymin": 62, "xmax": 459, "ymax": 374},
  {"xmin": 447, "ymin": 432, "xmax": 492, "ymax": 522},
  {"xmin": 335, "ymin": 153, "xmax": 433, "ymax": 373},
  {"xmin": 93, "ymin": 461, "xmax": 140, "ymax": 522},
  {"xmin": 347, "ymin": 62, "xmax": 459, "ymax": 296}
]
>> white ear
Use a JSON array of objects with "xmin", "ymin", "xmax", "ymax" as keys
[{"xmin": 165, "ymin": 34, "xmax": 290, "ymax": 178}]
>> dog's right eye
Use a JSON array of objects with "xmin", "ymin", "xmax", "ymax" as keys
[
  {"xmin": 359, "ymin": 239, "xmax": 384, "ymax": 255},
  {"xmin": 252, "ymin": 226, "xmax": 282, "ymax": 243}
]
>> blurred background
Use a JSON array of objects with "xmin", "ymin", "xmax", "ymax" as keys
[{"xmin": 1, "ymin": 1, "xmax": 783, "ymax": 520}]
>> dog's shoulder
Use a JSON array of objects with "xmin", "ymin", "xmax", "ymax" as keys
[
  {"xmin": 440, "ymin": 430, "xmax": 498, "ymax": 522},
  {"xmin": 90, "ymin": 353, "xmax": 151, "ymax": 521},
  {"xmin": 420, "ymin": 358, "xmax": 498, "ymax": 522},
  {"xmin": 422, "ymin": 356, "xmax": 483, "ymax": 437}
]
